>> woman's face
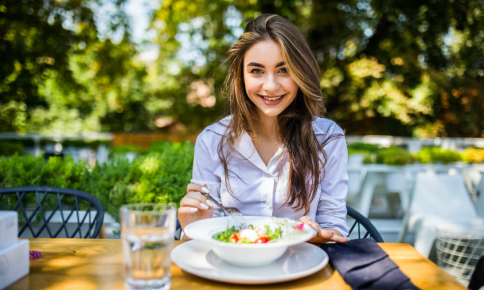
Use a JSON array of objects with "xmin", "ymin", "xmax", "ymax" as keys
[{"xmin": 243, "ymin": 40, "xmax": 298, "ymax": 119}]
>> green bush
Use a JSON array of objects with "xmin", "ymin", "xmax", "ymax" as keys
[
  {"xmin": 462, "ymin": 148, "xmax": 484, "ymax": 163},
  {"xmin": 347, "ymin": 142, "xmax": 381, "ymax": 164},
  {"xmin": 347, "ymin": 142, "xmax": 380, "ymax": 154},
  {"xmin": 0, "ymin": 141, "xmax": 25, "ymax": 156},
  {"xmin": 415, "ymin": 147, "xmax": 462, "ymax": 164},
  {"xmin": 0, "ymin": 141, "xmax": 194, "ymax": 222},
  {"xmin": 375, "ymin": 146, "xmax": 414, "ymax": 166},
  {"xmin": 0, "ymin": 153, "xmax": 87, "ymax": 189}
]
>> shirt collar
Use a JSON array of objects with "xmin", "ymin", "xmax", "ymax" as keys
[{"xmin": 206, "ymin": 116, "xmax": 326, "ymax": 174}]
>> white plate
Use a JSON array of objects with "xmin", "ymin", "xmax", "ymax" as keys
[{"xmin": 171, "ymin": 240, "xmax": 329, "ymax": 285}]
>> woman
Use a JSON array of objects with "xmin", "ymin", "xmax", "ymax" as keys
[{"xmin": 178, "ymin": 14, "xmax": 349, "ymax": 243}]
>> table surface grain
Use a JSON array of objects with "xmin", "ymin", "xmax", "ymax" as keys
[{"xmin": 5, "ymin": 239, "xmax": 466, "ymax": 290}]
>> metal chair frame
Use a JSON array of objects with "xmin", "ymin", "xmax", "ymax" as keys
[
  {"xmin": 0, "ymin": 186, "xmax": 104, "ymax": 239},
  {"xmin": 346, "ymin": 205, "xmax": 384, "ymax": 242},
  {"xmin": 468, "ymin": 254, "xmax": 484, "ymax": 290}
]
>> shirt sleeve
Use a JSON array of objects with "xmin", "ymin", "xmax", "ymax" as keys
[
  {"xmin": 190, "ymin": 131, "xmax": 223, "ymax": 217},
  {"xmin": 315, "ymin": 134, "xmax": 349, "ymax": 237}
]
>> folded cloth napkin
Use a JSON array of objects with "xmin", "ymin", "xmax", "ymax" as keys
[{"xmin": 320, "ymin": 239, "xmax": 420, "ymax": 290}]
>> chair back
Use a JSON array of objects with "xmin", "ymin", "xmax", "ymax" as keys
[
  {"xmin": 346, "ymin": 205, "xmax": 384, "ymax": 242},
  {"xmin": 476, "ymin": 176, "xmax": 484, "ymax": 219},
  {"xmin": 468, "ymin": 255, "xmax": 484, "ymax": 290},
  {"xmin": 0, "ymin": 186, "xmax": 104, "ymax": 238},
  {"xmin": 408, "ymin": 173, "xmax": 477, "ymax": 228}
]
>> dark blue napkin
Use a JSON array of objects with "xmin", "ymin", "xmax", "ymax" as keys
[{"xmin": 320, "ymin": 239, "xmax": 420, "ymax": 290}]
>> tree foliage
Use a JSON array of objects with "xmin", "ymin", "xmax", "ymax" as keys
[
  {"xmin": 0, "ymin": 0, "xmax": 151, "ymax": 132},
  {"xmin": 1, "ymin": 0, "xmax": 483, "ymax": 137}
]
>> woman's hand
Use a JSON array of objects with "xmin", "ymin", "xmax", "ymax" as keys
[
  {"xmin": 178, "ymin": 183, "xmax": 216, "ymax": 231},
  {"xmin": 300, "ymin": 216, "xmax": 349, "ymax": 244}
]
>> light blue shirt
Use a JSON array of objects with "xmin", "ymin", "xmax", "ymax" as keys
[{"xmin": 191, "ymin": 116, "xmax": 349, "ymax": 236}]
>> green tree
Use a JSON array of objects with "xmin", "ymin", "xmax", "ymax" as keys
[
  {"xmin": 150, "ymin": 0, "xmax": 484, "ymax": 137},
  {"xmin": 0, "ymin": 0, "xmax": 152, "ymax": 133},
  {"xmin": 2, "ymin": 0, "xmax": 483, "ymax": 137}
]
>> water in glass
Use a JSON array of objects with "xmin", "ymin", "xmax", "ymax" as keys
[{"xmin": 121, "ymin": 204, "xmax": 175, "ymax": 290}]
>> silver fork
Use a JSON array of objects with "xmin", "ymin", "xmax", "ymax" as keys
[{"xmin": 201, "ymin": 192, "xmax": 249, "ymax": 230}]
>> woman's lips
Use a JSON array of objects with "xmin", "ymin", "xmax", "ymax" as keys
[{"xmin": 258, "ymin": 94, "xmax": 286, "ymax": 105}]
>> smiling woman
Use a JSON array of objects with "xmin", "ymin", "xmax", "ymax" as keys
[{"xmin": 178, "ymin": 14, "xmax": 350, "ymax": 245}]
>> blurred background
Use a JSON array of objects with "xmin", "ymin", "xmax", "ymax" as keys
[{"xmin": 2, "ymin": 0, "xmax": 483, "ymax": 138}]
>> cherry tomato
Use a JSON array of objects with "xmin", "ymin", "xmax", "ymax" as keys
[
  {"xmin": 255, "ymin": 237, "xmax": 269, "ymax": 244},
  {"xmin": 232, "ymin": 234, "xmax": 239, "ymax": 243}
]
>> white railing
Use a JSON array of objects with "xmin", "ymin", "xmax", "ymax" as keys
[
  {"xmin": 3, "ymin": 132, "xmax": 484, "ymax": 153},
  {"xmin": 346, "ymin": 135, "xmax": 484, "ymax": 153},
  {"xmin": 0, "ymin": 132, "xmax": 113, "ymax": 157}
]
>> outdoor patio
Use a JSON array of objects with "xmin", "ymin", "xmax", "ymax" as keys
[
  {"xmin": 2, "ymin": 0, "xmax": 484, "ymax": 289},
  {"xmin": 2, "ymin": 133, "xmax": 484, "ymax": 287}
]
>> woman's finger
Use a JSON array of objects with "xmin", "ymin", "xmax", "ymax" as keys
[
  {"xmin": 300, "ymin": 216, "xmax": 321, "ymax": 233},
  {"xmin": 184, "ymin": 191, "xmax": 206, "ymax": 202},
  {"xmin": 180, "ymin": 193, "xmax": 214, "ymax": 210},
  {"xmin": 319, "ymin": 229, "xmax": 335, "ymax": 240},
  {"xmin": 178, "ymin": 206, "xmax": 199, "ymax": 214},
  {"xmin": 186, "ymin": 183, "xmax": 207, "ymax": 194},
  {"xmin": 330, "ymin": 234, "xmax": 349, "ymax": 243},
  {"xmin": 185, "ymin": 191, "xmax": 216, "ymax": 208}
]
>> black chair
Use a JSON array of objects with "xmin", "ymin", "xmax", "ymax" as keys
[
  {"xmin": 175, "ymin": 219, "xmax": 182, "ymax": 240},
  {"xmin": 468, "ymin": 255, "xmax": 484, "ymax": 290},
  {"xmin": 346, "ymin": 205, "xmax": 384, "ymax": 242},
  {"xmin": 0, "ymin": 186, "xmax": 104, "ymax": 238}
]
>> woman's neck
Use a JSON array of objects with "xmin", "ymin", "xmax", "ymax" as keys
[
  {"xmin": 257, "ymin": 113, "xmax": 279, "ymax": 141},
  {"xmin": 254, "ymin": 112, "xmax": 281, "ymax": 166}
]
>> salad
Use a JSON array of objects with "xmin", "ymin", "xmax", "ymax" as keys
[{"xmin": 212, "ymin": 218, "xmax": 306, "ymax": 244}]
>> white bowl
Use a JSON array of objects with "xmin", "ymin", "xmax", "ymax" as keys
[{"xmin": 183, "ymin": 216, "xmax": 316, "ymax": 267}]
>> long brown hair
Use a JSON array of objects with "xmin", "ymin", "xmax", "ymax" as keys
[{"xmin": 218, "ymin": 14, "xmax": 341, "ymax": 215}]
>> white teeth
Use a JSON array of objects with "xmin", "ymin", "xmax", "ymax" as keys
[{"xmin": 260, "ymin": 94, "xmax": 284, "ymax": 101}]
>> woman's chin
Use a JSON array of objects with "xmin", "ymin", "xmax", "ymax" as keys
[{"xmin": 258, "ymin": 109, "xmax": 284, "ymax": 118}]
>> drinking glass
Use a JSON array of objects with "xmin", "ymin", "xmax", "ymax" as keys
[{"xmin": 120, "ymin": 203, "xmax": 176, "ymax": 290}]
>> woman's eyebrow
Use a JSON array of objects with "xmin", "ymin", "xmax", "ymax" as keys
[
  {"xmin": 275, "ymin": 61, "xmax": 285, "ymax": 68},
  {"xmin": 247, "ymin": 62, "xmax": 264, "ymax": 68},
  {"xmin": 246, "ymin": 61, "xmax": 286, "ymax": 68}
]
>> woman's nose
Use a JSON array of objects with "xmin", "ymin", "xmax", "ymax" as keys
[{"xmin": 262, "ymin": 74, "xmax": 280, "ymax": 92}]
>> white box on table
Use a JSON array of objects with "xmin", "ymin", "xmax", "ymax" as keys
[
  {"xmin": 0, "ymin": 239, "xmax": 29, "ymax": 290},
  {"xmin": 0, "ymin": 211, "xmax": 18, "ymax": 249}
]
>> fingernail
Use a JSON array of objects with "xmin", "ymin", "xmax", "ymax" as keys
[
  {"xmin": 201, "ymin": 187, "xmax": 210, "ymax": 194},
  {"xmin": 206, "ymin": 200, "xmax": 216, "ymax": 207},
  {"xmin": 200, "ymin": 203, "xmax": 209, "ymax": 209},
  {"xmin": 189, "ymin": 207, "xmax": 198, "ymax": 212}
]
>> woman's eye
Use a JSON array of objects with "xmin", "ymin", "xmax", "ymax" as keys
[
  {"xmin": 251, "ymin": 69, "xmax": 263, "ymax": 74},
  {"xmin": 278, "ymin": 67, "xmax": 288, "ymax": 74}
]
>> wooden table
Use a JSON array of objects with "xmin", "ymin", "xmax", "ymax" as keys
[{"xmin": 6, "ymin": 239, "xmax": 466, "ymax": 290}]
